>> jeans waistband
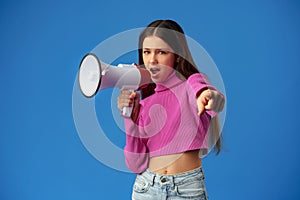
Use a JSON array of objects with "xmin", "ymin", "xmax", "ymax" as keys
[{"xmin": 141, "ymin": 167, "xmax": 204, "ymax": 187}]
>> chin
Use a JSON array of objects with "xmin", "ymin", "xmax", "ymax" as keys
[{"xmin": 152, "ymin": 78, "xmax": 166, "ymax": 84}]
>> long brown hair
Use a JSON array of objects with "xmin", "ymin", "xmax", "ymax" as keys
[{"xmin": 136, "ymin": 19, "xmax": 222, "ymax": 154}]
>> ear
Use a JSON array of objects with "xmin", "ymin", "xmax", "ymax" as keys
[{"xmin": 173, "ymin": 56, "xmax": 180, "ymax": 70}]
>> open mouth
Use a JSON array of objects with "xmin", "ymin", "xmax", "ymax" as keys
[{"xmin": 150, "ymin": 68, "xmax": 160, "ymax": 74}]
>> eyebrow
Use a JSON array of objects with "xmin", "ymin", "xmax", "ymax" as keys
[{"xmin": 143, "ymin": 47, "xmax": 173, "ymax": 52}]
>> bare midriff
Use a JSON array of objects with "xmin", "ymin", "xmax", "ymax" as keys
[{"xmin": 148, "ymin": 150, "xmax": 202, "ymax": 175}]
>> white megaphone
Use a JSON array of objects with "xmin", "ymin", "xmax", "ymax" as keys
[{"xmin": 78, "ymin": 53, "xmax": 151, "ymax": 117}]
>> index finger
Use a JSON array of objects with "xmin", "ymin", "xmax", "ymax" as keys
[{"xmin": 120, "ymin": 89, "xmax": 132, "ymax": 95}]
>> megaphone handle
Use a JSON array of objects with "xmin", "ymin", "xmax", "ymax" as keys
[
  {"xmin": 122, "ymin": 89, "xmax": 134, "ymax": 117},
  {"xmin": 122, "ymin": 106, "xmax": 133, "ymax": 117}
]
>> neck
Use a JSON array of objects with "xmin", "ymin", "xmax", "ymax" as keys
[{"xmin": 155, "ymin": 71, "xmax": 184, "ymax": 92}]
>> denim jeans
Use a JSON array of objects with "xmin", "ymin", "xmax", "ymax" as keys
[{"xmin": 132, "ymin": 167, "xmax": 208, "ymax": 200}]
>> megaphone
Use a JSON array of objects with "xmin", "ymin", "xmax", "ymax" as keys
[{"xmin": 78, "ymin": 53, "xmax": 151, "ymax": 117}]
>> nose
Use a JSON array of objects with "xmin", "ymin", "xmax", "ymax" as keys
[{"xmin": 149, "ymin": 53, "xmax": 158, "ymax": 64}]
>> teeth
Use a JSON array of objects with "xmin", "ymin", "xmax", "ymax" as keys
[{"xmin": 150, "ymin": 68, "xmax": 160, "ymax": 73}]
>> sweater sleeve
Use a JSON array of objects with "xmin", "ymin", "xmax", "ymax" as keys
[
  {"xmin": 123, "ymin": 109, "xmax": 149, "ymax": 174},
  {"xmin": 187, "ymin": 73, "xmax": 219, "ymax": 118}
]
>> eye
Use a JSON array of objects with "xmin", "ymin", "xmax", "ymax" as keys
[
  {"xmin": 159, "ymin": 51, "xmax": 167, "ymax": 55},
  {"xmin": 143, "ymin": 50, "xmax": 150, "ymax": 54}
]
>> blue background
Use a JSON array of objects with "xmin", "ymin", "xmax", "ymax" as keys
[{"xmin": 1, "ymin": 0, "xmax": 299, "ymax": 199}]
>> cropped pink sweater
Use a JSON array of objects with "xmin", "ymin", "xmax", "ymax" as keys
[{"xmin": 123, "ymin": 71, "xmax": 217, "ymax": 174}]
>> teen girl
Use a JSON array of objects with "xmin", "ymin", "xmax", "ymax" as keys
[{"xmin": 118, "ymin": 19, "xmax": 225, "ymax": 200}]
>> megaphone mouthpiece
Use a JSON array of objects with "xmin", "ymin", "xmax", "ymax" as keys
[{"xmin": 136, "ymin": 66, "xmax": 151, "ymax": 89}]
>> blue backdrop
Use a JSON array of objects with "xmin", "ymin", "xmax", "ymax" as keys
[{"xmin": 1, "ymin": 0, "xmax": 299, "ymax": 199}]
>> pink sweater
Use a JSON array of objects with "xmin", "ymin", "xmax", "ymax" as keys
[{"xmin": 123, "ymin": 71, "xmax": 217, "ymax": 174}]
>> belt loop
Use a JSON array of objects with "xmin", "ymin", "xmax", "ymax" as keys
[
  {"xmin": 200, "ymin": 167, "xmax": 205, "ymax": 179},
  {"xmin": 171, "ymin": 175, "xmax": 175, "ymax": 189},
  {"xmin": 150, "ymin": 173, "xmax": 155, "ymax": 186}
]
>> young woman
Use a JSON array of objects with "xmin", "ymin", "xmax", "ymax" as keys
[{"xmin": 118, "ymin": 20, "xmax": 225, "ymax": 200}]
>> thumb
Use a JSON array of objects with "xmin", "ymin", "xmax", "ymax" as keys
[{"xmin": 197, "ymin": 100, "xmax": 205, "ymax": 116}]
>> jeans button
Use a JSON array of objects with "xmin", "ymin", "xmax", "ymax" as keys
[{"xmin": 160, "ymin": 177, "xmax": 167, "ymax": 183}]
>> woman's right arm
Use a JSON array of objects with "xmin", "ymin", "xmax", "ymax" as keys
[{"xmin": 118, "ymin": 90, "xmax": 149, "ymax": 174}]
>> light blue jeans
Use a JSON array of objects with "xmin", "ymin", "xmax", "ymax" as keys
[{"xmin": 132, "ymin": 167, "xmax": 208, "ymax": 200}]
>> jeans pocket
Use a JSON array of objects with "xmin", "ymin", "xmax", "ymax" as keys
[
  {"xmin": 133, "ymin": 175, "xmax": 150, "ymax": 193},
  {"xmin": 176, "ymin": 179, "xmax": 207, "ymax": 199}
]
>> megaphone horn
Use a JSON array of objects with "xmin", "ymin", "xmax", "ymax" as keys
[{"xmin": 78, "ymin": 53, "xmax": 151, "ymax": 117}]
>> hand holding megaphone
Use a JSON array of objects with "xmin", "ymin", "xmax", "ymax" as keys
[{"xmin": 78, "ymin": 53, "xmax": 151, "ymax": 117}]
